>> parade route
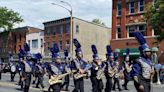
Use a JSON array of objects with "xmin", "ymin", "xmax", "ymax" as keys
[{"xmin": 0, "ymin": 73, "xmax": 164, "ymax": 92}]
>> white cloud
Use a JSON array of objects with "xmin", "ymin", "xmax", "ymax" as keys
[{"xmin": 0, "ymin": 0, "xmax": 112, "ymax": 29}]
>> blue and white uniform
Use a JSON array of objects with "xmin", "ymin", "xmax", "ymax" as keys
[
  {"xmin": 0, "ymin": 58, "xmax": 2, "ymax": 80},
  {"xmin": 71, "ymin": 39, "xmax": 90, "ymax": 92},
  {"xmin": 132, "ymin": 31, "xmax": 154, "ymax": 92},
  {"xmin": 90, "ymin": 45, "xmax": 104, "ymax": 92},
  {"xmin": 132, "ymin": 56, "xmax": 153, "ymax": 92},
  {"xmin": 112, "ymin": 49, "xmax": 123, "ymax": 91}
]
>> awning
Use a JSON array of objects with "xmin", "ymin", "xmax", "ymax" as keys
[{"xmin": 120, "ymin": 48, "xmax": 140, "ymax": 56}]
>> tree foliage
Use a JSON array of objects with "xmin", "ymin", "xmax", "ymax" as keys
[
  {"xmin": 92, "ymin": 19, "xmax": 105, "ymax": 26},
  {"xmin": 0, "ymin": 7, "xmax": 23, "ymax": 31},
  {"xmin": 144, "ymin": 0, "xmax": 164, "ymax": 41}
]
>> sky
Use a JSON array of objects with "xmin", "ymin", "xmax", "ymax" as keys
[{"xmin": 0, "ymin": 0, "xmax": 112, "ymax": 29}]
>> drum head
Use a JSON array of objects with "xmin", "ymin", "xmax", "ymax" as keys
[{"xmin": 11, "ymin": 65, "xmax": 16, "ymax": 72}]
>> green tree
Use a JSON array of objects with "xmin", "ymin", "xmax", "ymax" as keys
[
  {"xmin": 0, "ymin": 7, "xmax": 23, "ymax": 31},
  {"xmin": 144, "ymin": 0, "xmax": 164, "ymax": 41},
  {"xmin": 92, "ymin": 19, "xmax": 105, "ymax": 26}
]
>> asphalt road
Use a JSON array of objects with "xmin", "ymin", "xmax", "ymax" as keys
[{"xmin": 0, "ymin": 73, "xmax": 164, "ymax": 92}]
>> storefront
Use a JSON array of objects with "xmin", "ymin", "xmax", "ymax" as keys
[{"xmin": 120, "ymin": 48, "xmax": 140, "ymax": 60}]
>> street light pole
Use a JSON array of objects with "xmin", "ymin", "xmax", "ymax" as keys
[
  {"xmin": 51, "ymin": 1, "xmax": 73, "ymax": 60},
  {"xmin": 60, "ymin": 1, "xmax": 73, "ymax": 60}
]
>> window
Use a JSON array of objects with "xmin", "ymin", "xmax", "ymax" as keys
[
  {"xmin": 28, "ymin": 40, "xmax": 30, "ymax": 47},
  {"xmin": 116, "ymin": 28, "xmax": 121, "ymax": 39},
  {"xmin": 127, "ymin": 25, "xmax": 146, "ymax": 37},
  {"xmin": 117, "ymin": 2, "xmax": 122, "ymax": 16},
  {"xmin": 53, "ymin": 41, "xmax": 56, "ymax": 45},
  {"xmin": 41, "ymin": 39, "xmax": 43, "ymax": 48},
  {"xmin": 14, "ymin": 35, "xmax": 16, "ymax": 42},
  {"xmin": 65, "ymin": 40, "xmax": 70, "ymax": 49},
  {"xmin": 66, "ymin": 24, "xmax": 70, "ymax": 33},
  {"xmin": 76, "ymin": 25, "xmax": 79, "ymax": 33},
  {"xmin": 53, "ymin": 27, "xmax": 56, "ymax": 35},
  {"xmin": 153, "ymin": 0, "xmax": 159, "ymax": 9},
  {"xmin": 32, "ymin": 39, "xmax": 38, "ymax": 49},
  {"xmin": 59, "ymin": 41, "xmax": 62, "ymax": 50},
  {"xmin": 138, "ymin": 25, "xmax": 146, "ymax": 36},
  {"xmin": 138, "ymin": 0, "xmax": 145, "ymax": 12},
  {"xmin": 59, "ymin": 26, "xmax": 63, "ymax": 35},
  {"xmin": 153, "ymin": 0, "xmax": 157, "ymax": 5},
  {"xmin": 47, "ymin": 29, "xmax": 51, "ymax": 36},
  {"xmin": 128, "ymin": 26, "xmax": 136, "ymax": 37},
  {"xmin": 129, "ymin": 2, "xmax": 135, "ymax": 14},
  {"xmin": 66, "ymin": 40, "xmax": 70, "ymax": 45},
  {"xmin": 153, "ymin": 29, "xmax": 158, "ymax": 36},
  {"xmin": 19, "ymin": 34, "xmax": 21, "ymax": 42},
  {"xmin": 19, "ymin": 45, "xmax": 21, "ymax": 49},
  {"xmin": 46, "ymin": 42, "xmax": 50, "ymax": 49}
]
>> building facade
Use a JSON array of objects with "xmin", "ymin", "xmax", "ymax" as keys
[
  {"xmin": 0, "ymin": 31, "xmax": 15, "ymax": 61},
  {"xmin": 13, "ymin": 27, "xmax": 27, "ymax": 54},
  {"xmin": 26, "ymin": 30, "xmax": 44, "ymax": 56},
  {"xmin": 0, "ymin": 26, "xmax": 43, "ymax": 62},
  {"xmin": 43, "ymin": 17, "xmax": 111, "ymax": 61},
  {"xmin": 111, "ymin": 0, "xmax": 164, "ymax": 62}
]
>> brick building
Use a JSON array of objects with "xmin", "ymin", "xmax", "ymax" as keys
[
  {"xmin": 43, "ymin": 17, "xmax": 111, "ymax": 61},
  {"xmin": 13, "ymin": 26, "xmax": 43, "ymax": 53},
  {"xmin": 111, "ymin": 0, "xmax": 164, "ymax": 62},
  {"xmin": 0, "ymin": 26, "xmax": 43, "ymax": 62},
  {"xmin": 0, "ymin": 31, "xmax": 15, "ymax": 61}
]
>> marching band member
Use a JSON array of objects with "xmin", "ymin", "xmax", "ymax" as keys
[
  {"xmin": 104, "ymin": 45, "xmax": 115, "ymax": 92},
  {"xmin": 47, "ymin": 43, "xmax": 69, "ymax": 92},
  {"xmin": 131, "ymin": 31, "xmax": 154, "ymax": 92},
  {"xmin": 17, "ymin": 48, "xmax": 25, "ymax": 86},
  {"xmin": 61, "ymin": 49, "xmax": 70, "ymax": 91},
  {"xmin": 35, "ymin": 53, "xmax": 45, "ymax": 89},
  {"xmin": 21, "ymin": 43, "xmax": 35, "ymax": 92},
  {"xmin": 71, "ymin": 39, "xmax": 90, "ymax": 92},
  {"xmin": 32, "ymin": 58, "xmax": 37, "ymax": 85},
  {"xmin": 112, "ymin": 49, "xmax": 123, "ymax": 91},
  {"xmin": 90, "ymin": 45, "xmax": 105, "ymax": 92},
  {"xmin": 9, "ymin": 53, "xmax": 17, "ymax": 82},
  {"xmin": 0, "ymin": 58, "xmax": 2, "ymax": 80},
  {"xmin": 122, "ymin": 48, "xmax": 132, "ymax": 90},
  {"xmin": 44, "ymin": 62, "xmax": 53, "ymax": 92}
]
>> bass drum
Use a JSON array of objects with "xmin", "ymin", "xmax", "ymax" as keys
[{"xmin": 11, "ymin": 65, "xmax": 16, "ymax": 73}]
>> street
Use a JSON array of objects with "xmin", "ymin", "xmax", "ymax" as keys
[{"xmin": 0, "ymin": 73, "xmax": 164, "ymax": 92}]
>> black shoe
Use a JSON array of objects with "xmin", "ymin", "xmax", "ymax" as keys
[
  {"xmin": 62, "ymin": 88, "xmax": 69, "ymax": 91},
  {"xmin": 36, "ymin": 86, "xmax": 40, "ymax": 88},
  {"xmin": 32, "ymin": 81, "xmax": 36, "ymax": 84},
  {"xmin": 42, "ymin": 86, "xmax": 44, "ymax": 89},
  {"xmin": 125, "ymin": 88, "xmax": 129, "ymax": 90},
  {"xmin": 112, "ymin": 88, "xmax": 116, "ymax": 91},
  {"xmin": 65, "ymin": 89, "xmax": 69, "ymax": 91},
  {"xmin": 119, "ymin": 88, "xmax": 122, "ymax": 91}
]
